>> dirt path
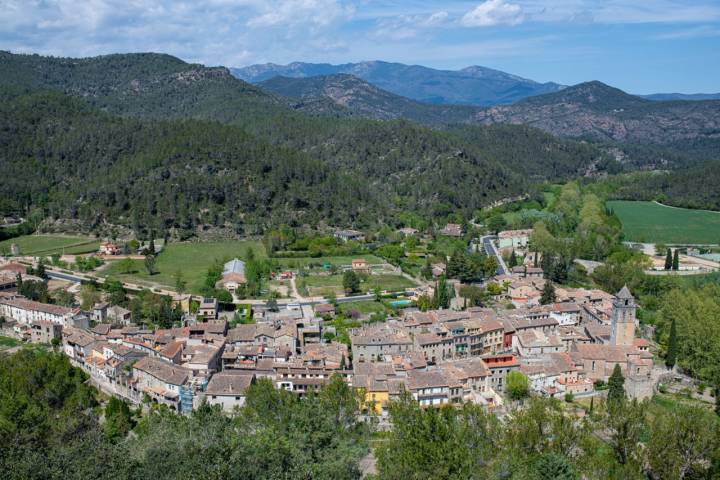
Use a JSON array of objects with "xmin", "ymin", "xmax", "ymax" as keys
[{"xmin": 290, "ymin": 277, "xmax": 303, "ymax": 301}]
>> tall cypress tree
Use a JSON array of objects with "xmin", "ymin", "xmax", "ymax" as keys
[
  {"xmin": 607, "ymin": 364, "xmax": 625, "ymax": 404},
  {"xmin": 540, "ymin": 281, "xmax": 556, "ymax": 305},
  {"xmin": 672, "ymin": 249, "xmax": 679, "ymax": 271},
  {"xmin": 509, "ymin": 250, "xmax": 517, "ymax": 268},
  {"xmin": 664, "ymin": 249, "xmax": 672, "ymax": 270},
  {"xmin": 665, "ymin": 318, "xmax": 678, "ymax": 368}
]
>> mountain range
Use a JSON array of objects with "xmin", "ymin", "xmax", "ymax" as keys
[
  {"xmin": 0, "ymin": 50, "xmax": 718, "ymax": 236},
  {"xmin": 233, "ymin": 60, "xmax": 720, "ymax": 107},
  {"xmin": 3, "ymin": 50, "xmax": 639, "ymax": 233},
  {"xmin": 232, "ymin": 61, "xmax": 565, "ymax": 106},
  {"xmin": 259, "ymin": 72, "xmax": 720, "ymax": 150}
]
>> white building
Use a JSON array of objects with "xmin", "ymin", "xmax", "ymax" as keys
[{"xmin": 0, "ymin": 296, "xmax": 78, "ymax": 326}]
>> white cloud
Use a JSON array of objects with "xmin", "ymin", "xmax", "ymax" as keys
[
  {"xmin": 372, "ymin": 10, "xmax": 450, "ymax": 40},
  {"xmin": 246, "ymin": 0, "xmax": 353, "ymax": 29},
  {"xmin": 461, "ymin": 0, "xmax": 524, "ymax": 27}
]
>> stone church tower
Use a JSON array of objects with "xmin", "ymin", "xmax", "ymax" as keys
[{"xmin": 611, "ymin": 285, "xmax": 636, "ymax": 346}]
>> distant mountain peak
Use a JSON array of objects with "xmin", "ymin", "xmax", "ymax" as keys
[{"xmin": 232, "ymin": 60, "xmax": 565, "ymax": 106}]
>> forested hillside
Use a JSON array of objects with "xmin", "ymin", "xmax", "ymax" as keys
[
  {"xmin": 2, "ymin": 51, "xmax": 715, "ymax": 236},
  {"xmin": 0, "ymin": 51, "xmax": 643, "ymax": 236},
  {"xmin": 598, "ymin": 162, "xmax": 720, "ymax": 210}
]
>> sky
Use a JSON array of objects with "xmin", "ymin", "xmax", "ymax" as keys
[{"xmin": 1, "ymin": 0, "xmax": 719, "ymax": 94}]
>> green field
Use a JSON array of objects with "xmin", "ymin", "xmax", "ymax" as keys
[
  {"xmin": 274, "ymin": 254, "xmax": 384, "ymax": 269},
  {"xmin": 300, "ymin": 273, "xmax": 416, "ymax": 296},
  {"xmin": 0, "ymin": 235, "xmax": 100, "ymax": 256},
  {"xmin": 101, "ymin": 240, "xmax": 265, "ymax": 293},
  {"xmin": 608, "ymin": 201, "xmax": 720, "ymax": 244}
]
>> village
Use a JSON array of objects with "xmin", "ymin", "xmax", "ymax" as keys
[{"xmin": 0, "ymin": 225, "xmax": 663, "ymax": 417}]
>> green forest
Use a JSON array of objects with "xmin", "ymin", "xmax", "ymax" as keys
[{"xmin": 2, "ymin": 51, "xmax": 717, "ymax": 239}]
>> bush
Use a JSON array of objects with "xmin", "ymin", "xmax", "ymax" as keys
[{"xmin": 564, "ymin": 392, "xmax": 574, "ymax": 403}]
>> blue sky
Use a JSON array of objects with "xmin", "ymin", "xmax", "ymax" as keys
[{"xmin": 1, "ymin": 0, "xmax": 719, "ymax": 94}]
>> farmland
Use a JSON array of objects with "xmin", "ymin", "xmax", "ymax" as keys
[
  {"xmin": 100, "ymin": 240, "xmax": 265, "ymax": 293},
  {"xmin": 608, "ymin": 201, "xmax": 720, "ymax": 244},
  {"xmin": 0, "ymin": 235, "xmax": 100, "ymax": 256}
]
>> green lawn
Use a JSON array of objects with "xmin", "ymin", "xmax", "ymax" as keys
[
  {"xmin": 608, "ymin": 200, "xmax": 720, "ymax": 244},
  {"xmin": 0, "ymin": 235, "xmax": 100, "ymax": 256},
  {"xmin": 338, "ymin": 300, "xmax": 388, "ymax": 316},
  {"xmin": 301, "ymin": 273, "xmax": 416, "ymax": 296},
  {"xmin": 274, "ymin": 254, "xmax": 384, "ymax": 269},
  {"xmin": 101, "ymin": 240, "xmax": 265, "ymax": 293}
]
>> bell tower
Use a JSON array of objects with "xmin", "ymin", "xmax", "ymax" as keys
[{"xmin": 611, "ymin": 285, "xmax": 636, "ymax": 346}]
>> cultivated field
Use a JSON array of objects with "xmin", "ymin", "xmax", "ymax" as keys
[
  {"xmin": 608, "ymin": 201, "xmax": 720, "ymax": 244},
  {"xmin": 0, "ymin": 234, "xmax": 100, "ymax": 256},
  {"xmin": 101, "ymin": 240, "xmax": 265, "ymax": 293}
]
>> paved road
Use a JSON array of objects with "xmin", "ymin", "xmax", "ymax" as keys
[{"xmin": 479, "ymin": 235, "xmax": 508, "ymax": 276}]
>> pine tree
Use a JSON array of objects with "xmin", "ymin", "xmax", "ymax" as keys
[
  {"xmin": 534, "ymin": 251, "xmax": 539, "ymax": 268},
  {"xmin": 607, "ymin": 364, "xmax": 625, "ymax": 404},
  {"xmin": 148, "ymin": 236, "xmax": 156, "ymax": 255},
  {"xmin": 540, "ymin": 281, "xmax": 556, "ymax": 305},
  {"xmin": 665, "ymin": 318, "xmax": 677, "ymax": 368},
  {"xmin": 339, "ymin": 355, "xmax": 346, "ymax": 370},
  {"xmin": 664, "ymin": 249, "xmax": 672, "ymax": 270},
  {"xmin": 672, "ymin": 249, "xmax": 679, "ymax": 270}
]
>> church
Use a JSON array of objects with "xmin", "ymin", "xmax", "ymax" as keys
[{"xmin": 569, "ymin": 286, "xmax": 655, "ymax": 399}]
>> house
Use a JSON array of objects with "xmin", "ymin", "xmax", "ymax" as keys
[
  {"xmin": 511, "ymin": 265, "xmax": 544, "ymax": 278},
  {"xmin": 313, "ymin": 303, "xmax": 336, "ymax": 318},
  {"xmin": 521, "ymin": 352, "xmax": 592, "ymax": 397},
  {"xmin": 497, "ymin": 229, "xmax": 533, "ymax": 251},
  {"xmin": 63, "ymin": 328, "xmax": 96, "ymax": 361},
  {"xmin": 440, "ymin": 223, "xmax": 463, "ymax": 237},
  {"xmin": 0, "ymin": 271, "xmax": 19, "ymax": 291},
  {"xmin": 414, "ymin": 332, "xmax": 453, "ymax": 364},
  {"xmin": 99, "ymin": 241, "xmax": 121, "ymax": 255},
  {"xmin": 334, "ymin": 229, "xmax": 365, "ymax": 243},
  {"xmin": 107, "ymin": 305, "xmax": 132, "ymax": 325},
  {"xmin": 350, "ymin": 324, "xmax": 413, "ymax": 361},
  {"xmin": 406, "ymin": 370, "xmax": 462, "ymax": 407},
  {"xmin": 275, "ymin": 367, "xmax": 343, "ymax": 396},
  {"xmin": 31, "ymin": 320, "xmax": 62, "ymax": 344},
  {"xmin": 215, "ymin": 258, "xmax": 247, "ymax": 293},
  {"xmin": 482, "ymin": 354, "xmax": 519, "ymax": 392},
  {"xmin": 205, "ymin": 373, "xmax": 255, "ymax": 411},
  {"xmin": 513, "ymin": 329, "xmax": 565, "ymax": 358},
  {"xmin": 351, "ymin": 258, "xmax": 369, "ymax": 272},
  {"xmin": 397, "ymin": 227, "xmax": 418, "ymax": 236},
  {"xmin": 198, "ymin": 298, "xmax": 219, "ymax": 320},
  {"xmin": 132, "ymin": 357, "xmax": 189, "ymax": 411},
  {"xmin": 92, "ymin": 302, "xmax": 109, "ymax": 323}
]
